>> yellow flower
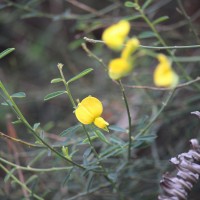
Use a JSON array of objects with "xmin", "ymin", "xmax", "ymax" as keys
[
  {"xmin": 102, "ymin": 20, "xmax": 130, "ymax": 51},
  {"xmin": 121, "ymin": 38, "xmax": 140, "ymax": 60},
  {"xmin": 154, "ymin": 54, "xmax": 179, "ymax": 88},
  {"xmin": 108, "ymin": 57, "xmax": 133, "ymax": 80},
  {"xmin": 75, "ymin": 96, "xmax": 109, "ymax": 131}
]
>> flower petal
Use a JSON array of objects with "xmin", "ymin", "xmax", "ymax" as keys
[
  {"xmin": 108, "ymin": 58, "xmax": 133, "ymax": 80},
  {"xmin": 94, "ymin": 117, "xmax": 109, "ymax": 131},
  {"xmin": 81, "ymin": 96, "xmax": 103, "ymax": 118},
  {"xmin": 121, "ymin": 38, "xmax": 140, "ymax": 60},
  {"xmin": 102, "ymin": 20, "xmax": 130, "ymax": 50},
  {"xmin": 154, "ymin": 54, "xmax": 179, "ymax": 87}
]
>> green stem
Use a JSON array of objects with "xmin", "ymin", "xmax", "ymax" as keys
[
  {"xmin": 0, "ymin": 157, "xmax": 72, "ymax": 172},
  {"xmin": 0, "ymin": 81, "xmax": 85, "ymax": 170},
  {"xmin": 58, "ymin": 64, "xmax": 76, "ymax": 108},
  {"xmin": 135, "ymin": 2, "xmax": 192, "ymax": 82},
  {"xmin": 0, "ymin": 164, "xmax": 43, "ymax": 200},
  {"xmin": 177, "ymin": 0, "xmax": 200, "ymax": 44},
  {"xmin": 118, "ymin": 80, "xmax": 132, "ymax": 161},
  {"xmin": 82, "ymin": 125, "xmax": 116, "ymax": 188},
  {"xmin": 135, "ymin": 89, "xmax": 175, "ymax": 138}
]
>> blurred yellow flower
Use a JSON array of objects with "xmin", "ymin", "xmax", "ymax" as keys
[
  {"xmin": 75, "ymin": 96, "xmax": 109, "ymax": 131},
  {"xmin": 121, "ymin": 38, "xmax": 140, "ymax": 60},
  {"xmin": 102, "ymin": 20, "xmax": 130, "ymax": 50},
  {"xmin": 108, "ymin": 58, "xmax": 133, "ymax": 80},
  {"xmin": 154, "ymin": 54, "xmax": 179, "ymax": 87}
]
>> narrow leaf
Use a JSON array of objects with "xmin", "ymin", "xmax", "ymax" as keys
[
  {"xmin": 153, "ymin": 16, "xmax": 169, "ymax": 25},
  {"xmin": 0, "ymin": 48, "xmax": 15, "ymax": 59},
  {"xmin": 11, "ymin": 92, "xmax": 26, "ymax": 98},
  {"xmin": 60, "ymin": 124, "xmax": 81, "ymax": 136},
  {"xmin": 33, "ymin": 123, "xmax": 40, "ymax": 131},
  {"xmin": 67, "ymin": 68, "xmax": 93, "ymax": 84},
  {"xmin": 50, "ymin": 78, "xmax": 63, "ymax": 83},
  {"xmin": 1, "ymin": 100, "xmax": 12, "ymax": 106},
  {"xmin": 44, "ymin": 90, "xmax": 66, "ymax": 101},
  {"xmin": 136, "ymin": 134, "xmax": 157, "ymax": 141},
  {"xmin": 12, "ymin": 119, "xmax": 22, "ymax": 125},
  {"xmin": 138, "ymin": 31, "xmax": 157, "ymax": 39},
  {"xmin": 4, "ymin": 168, "xmax": 16, "ymax": 182},
  {"xmin": 109, "ymin": 125, "xmax": 127, "ymax": 133},
  {"xmin": 124, "ymin": 2, "xmax": 138, "ymax": 8},
  {"xmin": 82, "ymin": 135, "xmax": 98, "ymax": 144},
  {"xmin": 95, "ymin": 130, "xmax": 110, "ymax": 144},
  {"xmin": 142, "ymin": 0, "xmax": 152, "ymax": 10}
]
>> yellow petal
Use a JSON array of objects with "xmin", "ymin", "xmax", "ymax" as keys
[
  {"xmin": 81, "ymin": 96, "xmax": 103, "ymax": 118},
  {"xmin": 75, "ymin": 102, "xmax": 94, "ymax": 124},
  {"xmin": 154, "ymin": 54, "xmax": 179, "ymax": 87},
  {"xmin": 102, "ymin": 20, "xmax": 130, "ymax": 51},
  {"xmin": 121, "ymin": 38, "xmax": 140, "ymax": 60},
  {"xmin": 75, "ymin": 96, "xmax": 103, "ymax": 124},
  {"xmin": 94, "ymin": 117, "xmax": 109, "ymax": 131},
  {"xmin": 108, "ymin": 58, "xmax": 133, "ymax": 80}
]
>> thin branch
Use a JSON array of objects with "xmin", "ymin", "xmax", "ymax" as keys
[
  {"xmin": 123, "ymin": 76, "xmax": 200, "ymax": 91},
  {"xmin": 0, "ymin": 164, "xmax": 43, "ymax": 200},
  {"xmin": 0, "ymin": 131, "xmax": 42, "ymax": 148},
  {"xmin": 83, "ymin": 37, "xmax": 200, "ymax": 49},
  {"xmin": 63, "ymin": 183, "xmax": 111, "ymax": 200},
  {"xmin": 0, "ymin": 157, "xmax": 72, "ymax": 172},
  {"xmin": 81, "ymin": 43, "xmax": 107, "ymax": 70}
]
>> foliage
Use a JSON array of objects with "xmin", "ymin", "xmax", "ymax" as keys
[{"xmin": 1, "ymin": 0, "xmax": 200, "ymax": 200}]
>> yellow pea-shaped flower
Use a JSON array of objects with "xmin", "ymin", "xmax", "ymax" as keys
[
  {"xmin": 154, "ymin": 54, "xmax": 179, "ymax": 88},
  {"xmin": 121, "ymin": 38, "xmax": 140, "ymax": 60},
  {"xmin": 75, "ymin": 96, "xmax": 109, "ymax": 131},
  {"xmin": 102, "ymin": 20, "xmax": 130, "ymax": 51},
  {"xmin": 108, "ymin": 57, "xmax": 133, "ymax": 80}
]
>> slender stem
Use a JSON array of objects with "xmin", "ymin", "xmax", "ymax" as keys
[
  {"xmin": 0, "ymin": 82, "xmax": 85, "ymax": 170},
  {"xmin": 0, "ymin": 157, "xmax": 72, "ymax": 172},
  {"xmin": 140, "ymin": 44, "xmax": 200, "ymax": 49},
  {"xmin": 118, "ymin": 80, "xmax": 132, "ymax": 160},
  {"xmin": 177, "ymin": 0, "xmax": 200, "ymax": 43},
  {"xmin": 0, "ymin": 164, "xmax": 43, "ymax": 200},
  {"xmin": 82, "ymin": 43, "xmax": 107, "ymax": 70},
  {"xmin": 82, "ymin": 125, "xmax": 116, "ymax": 188},
  {"xmin": 58, "ymin": 64, "xmax": 76, "ymax": 107},
  {"xmin": 0, "ymin": 131, "xmax": 42, "ymax": 147},
  {"xmin": 135, "ymin": 89, "xmax": 175, "ymax": 138},
  {"xmin": 134, "ymin": 1, "xmax": 200, "ymax": 89},
  {"xmin": 123, "ymin": 76, "xmax": 200, "ymax": 90},
  {"xmin": 84, "ymin": 36, "xmax": 200, "ymax": 50}
]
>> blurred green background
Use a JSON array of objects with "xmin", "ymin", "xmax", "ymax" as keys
[{"xmin": 1, "ymin": 0, "xmax": 200, "ymax": 199}]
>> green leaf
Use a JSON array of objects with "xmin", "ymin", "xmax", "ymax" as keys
[
  {"xmin": 125, "ymin": 15, "xmax": 142, "ymax": 21},
  {"xmin": 50, "ymin": 78, "xmax": 63, "ymax": 83},
  {"xmin": 138, "ymin": 31, "xmax": 157, "ymax": 39},
  {"xmin": 109, "ymin": 125, "xmax": 127, "ymax": 133},
  {"xmin": 60, "ymin": 124, "xmax": 82, "ymax": 136},
  {"xmin": 11, "ymin": 92, "xmax": 26, "ymax": 98},
  {"xmin": 135, "ymin": 134, "xmax": 157, "ymax": 141},
  {"xmin": 153, "ymin": 16, "xmax": 169, "ymax": 25},
  {"xmin": 44, "ymin": 90, "xmax": 66, "ymax": 101},
  {"xmin": 124, "ymin": 1, "xmax": 139, "ymax": 9},
  {"xmin": 82, "ymin": 135, "xmax": 98, "ymax": 144},
  {"xmin": 4, "ymin": 168, "xmax": 16, "ymax": 182},
  {"xmin": 33, "ymin": 123, "xmax": 40, "ymax": 131},
  {"xmin": 67, "ymin": 68, "xmax": 93, "ymax": 84},
  {"xmin": 110, "ymin": 136, "xmax": 125, "ymax": 145},
  {"xmin": 12, "ymin": 119, "xmax": 22, "ymax": 125},
  {"xmin": 95, "ymin": 130, "xmax": 110, "ymax": 144},
  {"xmin": 25, "ymin": 175, "xmax": 38, "ymax": 185},
  {"xmin": 1, "ymin": 100, "xmax": 12, "ymax": 106},
  {"xmin": 0, "ymin": 48, "xmax": 15, "ymax": 59},
  {"xmin": 142, "ymin": 0, "xmax": 152, "ymax": 10}
]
